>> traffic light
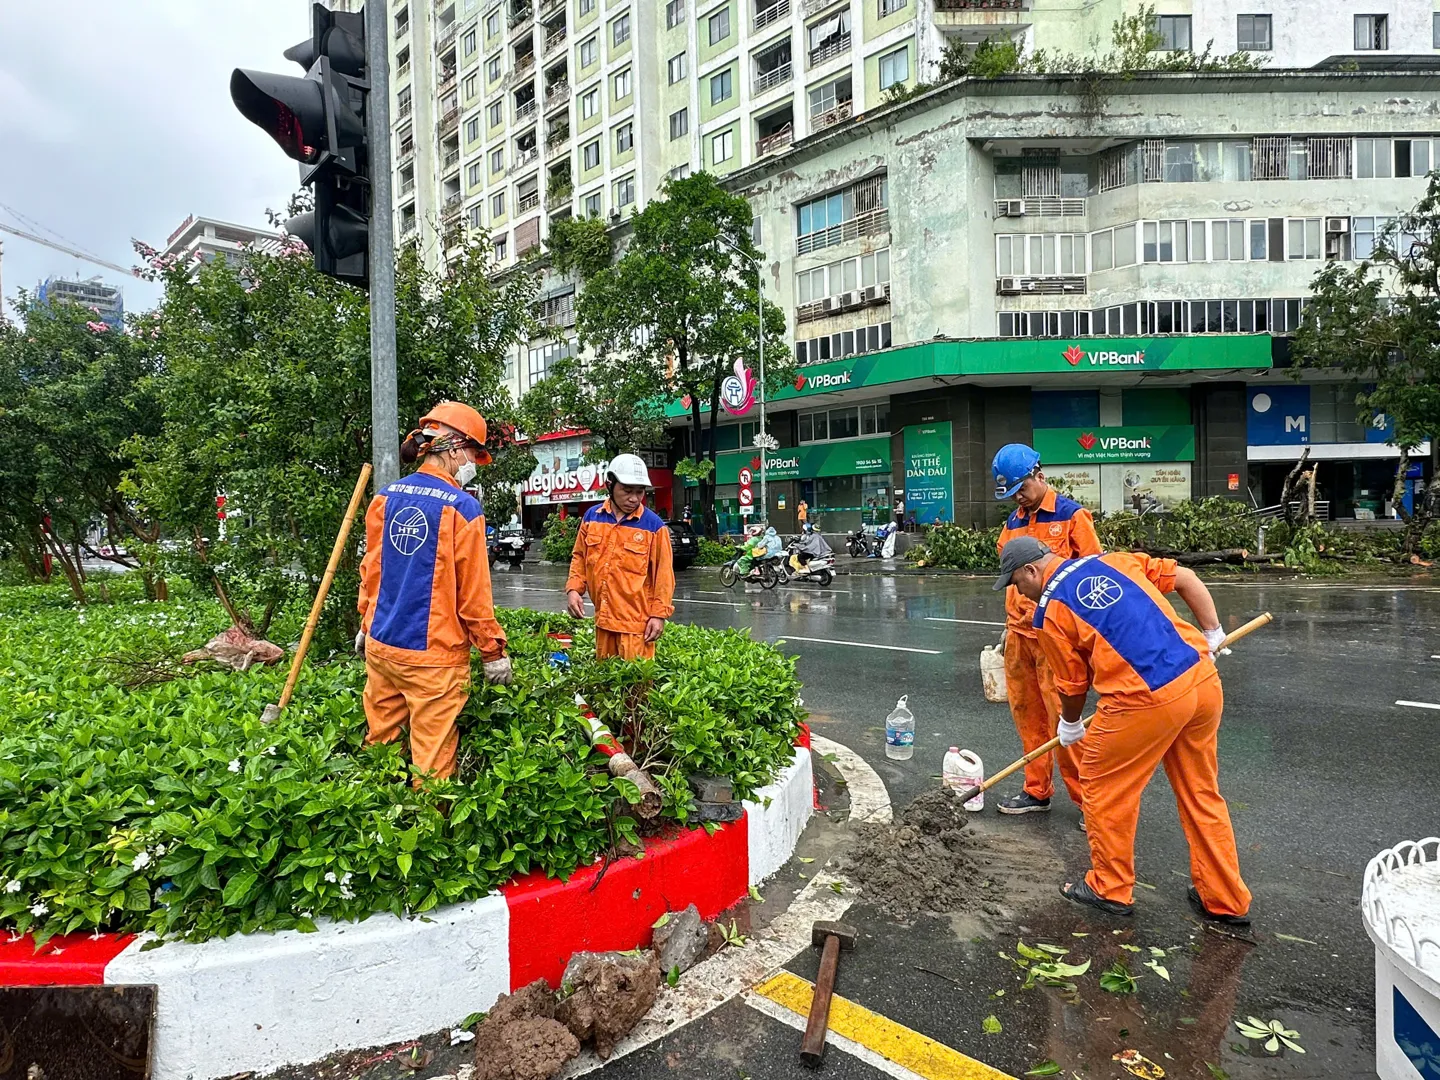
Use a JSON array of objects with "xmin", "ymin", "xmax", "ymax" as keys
[{"xmin": 231, "ymin": 3, "xmax": 371, "ymax": 286}]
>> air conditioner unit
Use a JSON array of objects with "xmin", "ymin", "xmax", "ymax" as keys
[
  {"xmin": 837, "ymin": 290, "xmax": 859, "ymax": 308},
  {"xmin": 609, "ymin": 209, "xmax": 621, "ymax": 222},
  {"xmin": 1326, "ymin": 216, "xmax": 1349, "ymax": 233},
  {"xmin": 860, "ymin": 284, "xmax": 887, "ymax": 303},
  {"xmin": 820, "ymin": 296, "xmax": 838, "ymax": 312},
  {"xmin": 1004, "ymin": 199, "xmax": 1025, "ymax": 217},
  {"xmin": 997, "ymin": 276, "xmax": 1022, "ymax": 294}
]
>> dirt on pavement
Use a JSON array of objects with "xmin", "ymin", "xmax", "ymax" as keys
[{"xmin": 472, "ymin": 980, "xmax": 580, "ymax": 1080}]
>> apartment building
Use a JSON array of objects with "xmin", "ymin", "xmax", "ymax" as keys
[
  {"xmin": 35, "ymin": 276, "xmax": 124, "ymax": 328},
  {"xmin": 672, "ymin": 68, "xmax": 1440, "ymax": 531},
  {"xmin": 160, "ymin": 215, "xmax": 285, "ymax": 273}
]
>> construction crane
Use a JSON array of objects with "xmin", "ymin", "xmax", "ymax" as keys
[{"xmin": 0, "ymin": 221, "xmax": 139, "ymax": 278}]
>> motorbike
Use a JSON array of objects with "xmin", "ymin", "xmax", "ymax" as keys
[
  {"xmin": 845, "ymin": 527, "xmax": 875, "ymax": 558},
  {"xmin": 719, "ymin": 551, "xmax": 780, "ymax": 589},
  {"xmin": 782, "ymin": 541, "xmax": 835, "ymax": 587},
  {"xmin": 488, "ymin": 523, "xmax": 530, "ymax": 567}
]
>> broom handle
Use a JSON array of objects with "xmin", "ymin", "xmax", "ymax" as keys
[
  {"xmin": 276, "ymin": 464, "xmax": 373, "ymax": 711},
  {"xmin": 958, "ymin": 612, "xmax": 1273, "ymax": 804}
]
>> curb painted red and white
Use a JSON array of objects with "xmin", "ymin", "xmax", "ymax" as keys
[{"xmin": 0, "ymin": 741, "xmax": 813, "ymax": 1080}]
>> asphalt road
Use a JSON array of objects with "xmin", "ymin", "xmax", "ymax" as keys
[{"xmin": 491, "ymin": 560, "xmax": 1440, "ymax": 1080}]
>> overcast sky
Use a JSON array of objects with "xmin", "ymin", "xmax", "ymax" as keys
[{"xmin": 1, "ymin": 1, "xmax": 310, "ymax": 314}]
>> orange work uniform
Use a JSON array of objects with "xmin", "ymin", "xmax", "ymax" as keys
[
  {"xmin": 996, "ymin": 487, "xmax": 1101, "ymax": 804},
  {"xmin": 357, "ymin": 460, "xmax": 506, "ymax": 782},
  {"xmin": 566, "ymin": 500, "xmax": 675, "ymax": 660},
  {"xmin": 1033, "ymin": 552, "xmax": 1250, "ymax": 916}
]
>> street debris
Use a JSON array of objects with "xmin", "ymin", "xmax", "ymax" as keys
[
  {"xmin": 1234, "ymin": 1017, "xmax": 1305, "ymax": 1054},
  {"xmin": 652, "ymin": 903, "xmax": 707, "ymax": 974},
  {"xmin": 180, "ymin": 625, "xmax": 284, "ymax": 671},
  {"xmin": 1113, "ymin": 1049, "xmax": 1166, "ymax": 1077},
  {"xmin": 471, "ymin": 981, "xmax": 580, "ymax": 1080},
  {"xmin": 555, "ymin": 950, "xmax": 662, "ymax": 1060},
  {"xmin": 845, "ymin": 789, "xmax": 989, "ymax": 916}
]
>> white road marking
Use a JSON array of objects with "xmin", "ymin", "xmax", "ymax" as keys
[
  {"xmin": 776, "ymin": 636, "xmax": 943, "ymax": 655},
  {"xmin": 697, "ymin": 590, "xmax": 729, "ymax": 596},
  {"xmin": 742, "ymin": 992, "xmax": 933, "ymax": 1080},
  {"xmin": 924, "ymin": 617, "xmax": 1006, "ymax": 627},
  {"xmin": 674, "ymin": 597, "xmax": 742, "ymax": 608},
  {"xmin": 1431, "ymin": 655, "xmax": 1440, "ymax": 660},
  {"xmin": 1396, "ymin": 700, "xmax": 1440, "ymax": 710}
]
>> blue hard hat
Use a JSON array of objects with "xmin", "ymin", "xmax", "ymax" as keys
[{"xmin": 992, "ymin": 444, "xmax": 1042, "ymax": 500}]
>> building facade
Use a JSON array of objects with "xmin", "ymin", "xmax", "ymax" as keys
[
  {"xmin": 675, "ymin": 69, "xmax": 1440, "ymax": 531},
  {"xmin": 36, "ymin": 276, "xmax": 124, "ymax": 328},
  {"xmin": 159, "ymin": 215, "xmax": 285, "ymax": 271}
]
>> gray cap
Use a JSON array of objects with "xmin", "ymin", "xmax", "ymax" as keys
[{"xmin": 993, "ymin": 536, "xmax": 1052, "ymax": 591}]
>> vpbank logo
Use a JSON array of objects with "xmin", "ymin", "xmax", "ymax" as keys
[
  {"xmin": 1077, "ymin": 432, "xmax": 1097, "ymax": 450},
  {"xmin": 1080, "ymin": 433, "xmax": 1153, "ymax": 452},
  {"xmin": 1061, "ymin": 344, "xmax": 1148, "ymax": 367},
  {"xmin": 794, "ymin": 370, "xmax": 853, "ymax": 391}
]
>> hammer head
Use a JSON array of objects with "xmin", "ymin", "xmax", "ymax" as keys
[{"xmin": 812, "ymin": 920, "xmax": 858, "ymax": 950}]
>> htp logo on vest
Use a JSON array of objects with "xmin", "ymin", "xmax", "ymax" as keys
[{"xmin": 1062, "ymin": 344, "xmax": 1147, "ymax": 367}]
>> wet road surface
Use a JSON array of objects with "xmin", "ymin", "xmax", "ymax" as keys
[{"xmin": 492, "ymin": 562, "xmax": 1440, "ymax": 1080}]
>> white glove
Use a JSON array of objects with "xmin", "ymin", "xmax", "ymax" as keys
[
  {"xmin": 1202, "ymin": 626, "xmax": 1230, "ymax": 660},
  {"xmin": 354, "ymin": 631, "xmax": 366, "ymax": 655},
  {"xmin": 483, "ymin": 656, "xmax": 513, "ymax": 685},
  {"xmin": 1057, "ymin": 718, "xmax": 1087, "ymax": 747}
]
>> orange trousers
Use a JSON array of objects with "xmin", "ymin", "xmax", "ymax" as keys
[
  {"xmin": 363, "ymin": 653, "xmax": 470, "ymax": 784},
  {"xmin": 1005, "ymin": 632, "xmax": 1082, "ymax": 804},
  {"xmin": 1080, "ymin": 673, "xmax": 1251, "ymax": 915},
  {"xmin": 596, "ymin": 629, "xmax": 655, "ymax": 661}
]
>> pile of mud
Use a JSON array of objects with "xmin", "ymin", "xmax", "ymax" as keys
[{"xmin": 845, "ymin": 788, "xmax": 1004, "ymax": 918}]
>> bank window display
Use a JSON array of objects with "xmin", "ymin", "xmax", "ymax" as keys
[
  {"xmin": 795, "ymin": 321, "xmax": 891, "ymax": 365},
  {"xmin": 811, "ymin": 475, "xmax": 891, "ymax": 533},
  {"xmin": 798, "ymin": 402, "xmax": 887, "ymax": 443}
]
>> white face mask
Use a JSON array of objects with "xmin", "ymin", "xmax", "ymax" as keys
[{"xmin": 454, "ymin": 460, "xmax": 477, "ymax": 488}]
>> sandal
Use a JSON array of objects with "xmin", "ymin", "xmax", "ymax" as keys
[
  {"xmin": 1060, "ymin": 879, "xmax": 1134, "ymax": 916},
  {"xmin": 1187, "ymin": 886, "xmax": 1252, "ymax": 927}
]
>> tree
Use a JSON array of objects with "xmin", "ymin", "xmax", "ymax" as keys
[
  {"xmin": 1292, "ymin": 173, "xmax": 1440, "ymax": 552},
  {"xmin": 128, "ymin": 226, "xmax": 537, "ymax": 643},
  {"xmin": 567, "ymin": 173, "xmax": 790, "ymax": 536}
]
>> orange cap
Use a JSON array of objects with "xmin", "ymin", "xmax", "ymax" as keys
[{"xmin": 420, "ymin": 401, "xmax": 491, "ymax": 464}]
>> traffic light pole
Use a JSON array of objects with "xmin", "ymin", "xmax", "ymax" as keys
[{"xmin": 365, "ymin": 0, "xmax": 399, "ymax": 491}]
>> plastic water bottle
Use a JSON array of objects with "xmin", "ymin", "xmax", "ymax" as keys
[
  {"xmin": 943, "ymin": 747, "xmax": 985, "ymax": 811},
  {"xmin": 884, "ymin": 696, "xmax": 914, "ymax": 760}
]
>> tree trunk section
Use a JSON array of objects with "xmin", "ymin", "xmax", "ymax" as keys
[{"xmin": 1279, "ymin": 448, "xmax": 1312, "ymax": 525}]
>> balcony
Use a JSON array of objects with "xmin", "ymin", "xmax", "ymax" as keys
[
  {"xmin": 993, "ymin": 196, "xmax": 1086, "ymax": 219},
  {"xmin": 515, "ymin": 146, "xmax": 539, "ymax": 169},
  {"xmin": 540, "ymin": 0, "xmax": 566, "ymax": 18},
  {"xmin": 517, "ymin": 190, "xmax": 541, "ymax": 213},
  {"xmin": 437, "ymin": 74, "xmax": 457, "ymax": 100},
  {"xmin": 442, "ymin": 194, "xmax": 464, "ymax": 222},
  {"xmin": 515, "ymin": 98, "xmax": 538, "ymax": 121},
  {"xmin": 546, "ymin": 81, "xmax": 571, "ymax": 108},
  {"xmin": 437, "ymin": 107, "xmax": 460, "ymax": 136},
  {"xmin": 544, "ymin": 27, "xmax": 568, "ymax": 56},
  {"xmin": 757, "ymin": 125, "xmax": 793, "ymax": 156},
  {"xmin": 933, "ymin": 0, "xmax": 1031, "ymax": 38},
  {"xmin": 399, "ymin": 176, "xmax": 416, "ymax": 196},
  {"xmin": 802, "ymin": 0, "xmax": 842, "ymax": 16},
  {"xmin": 397, "ymin": 58, "xmax": 412, "ymax": 80},
  {"xmin": 509, "ymin": 53, "xmax": 536, "ymax": 84},
  {"xmin": 935, "ymin": 0, "xmax": 1026, "ymax": 7},
  {"xmin": 807, "ymin": 32, "xmax": 850, "ymax": 67},
  {"xmin": 396, "ymin": 19, "xmax": 410, "ymax": 39},
  {"xmin": 795, "ymin": 205, "xmax": 887, "ymax": 255},
  {"xmin": 754, "ymin": 61, "xmax": 792, "ymax": 94},
  {"xmin": 442, "ymin": 148, "xmax": 461, "ymax": 171},
  {"xmin": 795, "ymin": 282, "xmax": 889, "ymax": 324},
  {"xmin": 546, "ymin": 122, "xmax": 571, "ymax": 148},
  {"xmin": 995, "ymin": 275, "xmax": 1087, "ymax": 295},
  {"xmin": 809, "ymin": 98, "xmax": 852, "ymax": 131},
  {"xmin": 397, "ymin": 141, "xmax": 416, "ymax": 165},
  {"xmin": 753, "ymin": 0, "xmax": 790, "ymax": 30},
  {"xmin": 397, "ymin": 98, "xmax": 413, "ymax": 120},
  {"xmin": 547, "ymin": 186, "xmax": 573, "ymax": 211},
  {"xmin": 509, "ymin": 4, "xmax": 532, "ymax": 28},
  {"xmin": 435, "ymin": 22, "xmax": 458, "ymax": 51}
]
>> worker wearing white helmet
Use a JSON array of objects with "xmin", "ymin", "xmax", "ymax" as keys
[{"xmin": 565, "ymin": 453, "xmax": 676, "ymax": 660}]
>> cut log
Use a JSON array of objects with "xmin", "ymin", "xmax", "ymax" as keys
[{"xmin": 1174, "ymin": 548, "xmax": 1249, "ymax": 566}]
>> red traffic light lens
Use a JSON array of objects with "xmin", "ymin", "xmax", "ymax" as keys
[{"xmin": 231, "ymin": 69, "xmax": 323, "ymax": 163}]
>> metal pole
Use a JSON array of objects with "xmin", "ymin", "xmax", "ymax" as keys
[
  {"xmin": 756, "ymin": 267, "xmax": 766, "ymax": 525},
  {"xmin": 366, "ymin": 0, "xmax": 399, "ymax": 490}
]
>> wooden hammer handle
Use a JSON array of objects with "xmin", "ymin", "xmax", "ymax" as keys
[
  {"xmin": 800, "ymin": 933, "xmax": 841, "ymax": 1067},
  {"xmin": 956, "ymin": 612, "xmax": 1273, "ymax": 805}
]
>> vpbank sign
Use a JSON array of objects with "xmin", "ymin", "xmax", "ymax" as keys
[
  {"xmin": 1062, "ymin": 344, "xmax": 1148, "ymax": 368},
  {"xmin": 794, "ymin": 370, "xmax": 853, "ymax": 392},
  {"xmin": 1034, "ymin": 425, "xmax": 1195, "ymax": 463}
]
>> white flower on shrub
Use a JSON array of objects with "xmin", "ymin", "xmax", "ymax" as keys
[
  {"xmin": 324, "ymin": 871, "xmax": 338, "ymax": 883},
  {"xmin": 30, "ymin": 902, "xmax": 48, "ymax": 917},
  {"xmin": 4, "ymin": 880, "xmax": 20, "ymax": 893},
  {"xmin": 132, "ymin": 851, "xmax": 152, "ymax": 871},
  {"xmin": 227, "ymin": 759, "xmax": 241, "ymax": 773},
  {"xmin": 153, "ymin": 843, "xmax": 167, "ymax": 857},
  {"xmin": 263, "ymin": 746, "xmax": 277, "ymax": 756},
  {"xmin": 145, "ymin": 799, "xmax": 155, "ymax": 806}
]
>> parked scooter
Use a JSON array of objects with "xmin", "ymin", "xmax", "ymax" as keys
[{"xmin": 845, "ymin": 527, "xmax": 874, "ymax": 558}]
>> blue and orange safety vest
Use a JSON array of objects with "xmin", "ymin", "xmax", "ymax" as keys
[
  {"xmin": 997, "ymin": 486, "xmax": 1102, "ymax": 638},
  {"xmin": 566, "ymin": 500, "xmax": 675, "ymax": 635}
]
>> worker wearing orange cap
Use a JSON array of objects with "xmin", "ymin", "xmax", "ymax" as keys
[
  {"xmin": 997, "ymin": 536, "xmax": 1250, "ymax": 925},
  {"xmin": 992, "ymin": 443, "xmax": 1102, "ymax": 820},
  {"xmin": 357, "ymin": 401, "xmax": 511, "ymax": 784},
  {"xmin": 566, "ymin": 453, "xmax": 675, "ymax": 660}
]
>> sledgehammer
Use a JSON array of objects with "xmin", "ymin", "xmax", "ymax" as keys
[
  {"xmin": 955, "ymin": 612, "xmax": 1273, "ymax": 807},
  {"xmin": 800, "ymin": 920, "xmax": 858, "ymax": 1067}
]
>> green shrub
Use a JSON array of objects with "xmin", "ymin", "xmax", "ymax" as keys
[
  {"xmin": 0, "ymin": 588, "xmax": 802, "ymax": 945},
  {"xmin": 907, "ymin": 525, "xmax": 1002, "ymax": 570},
  {"xmin": 540, "ymin": 513, "xmax": 581, "ymax": 562},
  {"xmin": 695, "ymin": 537, "xmax": 734, "ymax": 566}
]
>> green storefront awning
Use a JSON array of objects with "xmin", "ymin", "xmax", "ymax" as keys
[
  {"xmin": 709, "ymin": 436, "xmax": 892, "ymax": 485},
  {"xmin": 664, "ymin": 336, "xmax": 1273, "ymax": 418},
  {"xmin": 1033, "ymin": 425, "xmax": 1196, "ymax": 463}
]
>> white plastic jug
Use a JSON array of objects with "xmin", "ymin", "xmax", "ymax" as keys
[
  {"xmin": 980, "ymin": 645, "xmax": 1007, "ymax": 703},
  {"xmin": 884, "ymin": 695, "xmax": 914, "ymax": 760},
  {"xmin": 942, "ymin": 748, "xmax": 985, "ymax": 811}
]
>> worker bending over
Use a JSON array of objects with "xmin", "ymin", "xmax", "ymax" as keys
[
  {"xmin": 566, "ymin": 454, "xmax": 675, "ymax": 660},
  {"xmin": 995, "ymin": 536, "xmax": 1250, "ymax": 925},
  {"xmin": 992, "ymin": 444, "xmax": 1102, "ymax": 818},
  {"xmin": 357, "ymin": 402, "xmax": 512, "ymax": 785}
]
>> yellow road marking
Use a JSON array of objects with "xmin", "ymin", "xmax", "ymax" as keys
[{"xmin": 751, "ymin": 970, "xmax": 1016, "ymax": 1080}]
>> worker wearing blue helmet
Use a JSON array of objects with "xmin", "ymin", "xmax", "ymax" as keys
[{"xmin": 992, "ymin": 443, "xmax": 1102, "ymax": 822}]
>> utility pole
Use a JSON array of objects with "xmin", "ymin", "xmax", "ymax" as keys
[{"xmin": 365, "ymin": 0, "xmax": 399, "ymax": 490}]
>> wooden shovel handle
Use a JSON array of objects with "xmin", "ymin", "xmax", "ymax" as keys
[{"xmin": 956, "ymin": 612, "xmax": 1273, "ymax": 805}]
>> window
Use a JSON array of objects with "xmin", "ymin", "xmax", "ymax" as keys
[
  {"xmin": 615, "ymin": 122, "xmax": 633, "ymax": 153},
  {"xmin": 612, "ymin": 12, "xmax": 631, "ymax": 45},
  {"xmin": 1210, "ymin": 219, "xmax": 1247, "ymax": 261},
  {"xmin": 397, "ymin": 85, "xmax": 412, "ymax": 114},
  {"xmin": 1287, "ymin": 218, "xmax": 1322, "ymax": 260},
  {"xmin": 1353, "ymin": 216, "xmax": 1390, "ymax": 260},
  {"xmin": 527, "ymin": 340, "xmax": 574, "ymax": 386},
  {"xmin": 751, "ymin": 216, "xmax": 762, "ymax": 245},
  {"xmin": 580, "ymin": 36, "xmax": 597, "ymax": 66},
  {"xmin": 466, "ymin": 116, "xmax": 482, "ymax": 141},
  {"xmin": 1355, "ymin": 14, "xmax": 1388, "ymax": 50},
  {"xmin": 613, "ymin": 68, "xmax": 631, "ymax": 98},
  {"xmin": 580, "ymin": 88, "xmax": 598, "ymax": 118},
  {"xmin": 463, "ymin": 28, "xmax": 478, "ymax": 55},
  {"xmin": 997, "ymin": 235, "xmax": 1084, "ymax": 276},
  {"xmin": 1435, "ymin": 11, "xmax": 1440, "ymax": 48},
  {"xmin": 877, "ymin": 46, "xmax": 908, "ymax": 90},
  {"xmin": 808, "ymin": 76, "xmax": 851, "ymax": 118},
  {"xmin": 668, "ymin": 52, "xmax": 688, "ymax": 82},
  {"xmin": 796, "ymin": 249, "xmax": 890, "ymax": 303},
  {"xmin": 669, "ymin": 108, "xmax": 688, "ymax": 139},
  {"xmin": 493, "ymin": 235, "xmax": 508, "ymax": 261},
  {"xmin": 583, "ymin": 138, "xmax": 601, "ymax": 169},
  {"xmin": 1394, "ymin": 138, "xmax": 1432, "ymax": 178},
  {"xmin": 491, "ymin": 191, "xmax": 506, "ymax": 217},
  {"xmin": 584, "ymin": 191, "xmax": 602, "ymax": 216},
  {"xmin": 463, "ymin": 72, "xmax": 478, "ymax": 98},
  {"xmin": 1142, "ymin": 220, "xmax": 1188, "ymax": 263},
  {"xmin": 468, "ymin": 203, "xmax": 484, "ymax": 229},
  {"xmin": 794, "ymin": 323, "xmax": 891, "ymax": 366},
  {"xmin": 488, "ymin": 100, "xmax": 503, "ymax": 126},
  {"xmin": 1236, "ymin": 14, "xmax": 1271, "ymax": 50},
  {"xmin": 878, "ymin": 0, "xmax": 905, "ymax": 16},
  {"xmin": 468, "ymin": 162, "xmax": 483, "ymax": 186},
  {"xmin": 1357, "ymin": 138, "xmax": 1393, "ymax": 179},
  {"xmin": 490, "ymin": 146, "xmax": 504, "ymax": 172},
  {"xmin": 708, "ymin": 7, "xmax": 731, "ymax": 44},
  {"xmin": 1153, "ymin": 14, "xmax": 1191, "ymax": 51},
  {"xmin": 795, "ymin": 175, "xmax": 887, "ymax": 252},
  {"xmin": 488, "ymin": 55, "xmax": 502, "ymax": 80},
  {"xmin": 487, "ymin": 9, "xmax": 500, "ymax": 37},
  {"xmin": 711, "ymin": 129, "xmax": 734, "ymax": 163},
  {"xmin": 807, "ymin": 11, "xmax": 850, "ymax": 62},
  {"xmin": 580, "ymin": 0, "xmax": 595, "ymax": 14},
  {"xmin": 669, "ymin": 163, "xmax": 692, "ymax": 181},
  {"xmin": 1250, "ymin": 219, "xmax": 1268, "ymax": 260},
  {"xmin": 395, "ymin": 6, "xmax": 410, "ymax": 35},
  {"xmin": 667, "ymin": 0, "xmax": 685, "ymax": 28},
  {"xmin": 615, "ymin": 175, "xmax": 635, "ymax": 206},
  {"xmin": 710, "ymin": 68, "xmax": 733, "ymax": 104}
]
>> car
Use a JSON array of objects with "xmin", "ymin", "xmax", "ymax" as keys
[{"xmin": 667, "ymin": 520, "xmax": 698, "ymax": 570}]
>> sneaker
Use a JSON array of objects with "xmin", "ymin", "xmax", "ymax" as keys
[
  {"xmin": 1187, "ymin": 886, "xmax": 1251, "ymax": 928},
  {"xmin": 1077, "ymin": 815, "xmax": 1087, "ymax": 833},
  {"xmin": 997, "ymin": 791, "xmax": 1052, "ymax": 815}
]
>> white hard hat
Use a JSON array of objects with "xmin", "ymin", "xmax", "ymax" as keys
[{"xmin": 606, "ymin": 453, "xmax": 652, "ymax": 488}]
